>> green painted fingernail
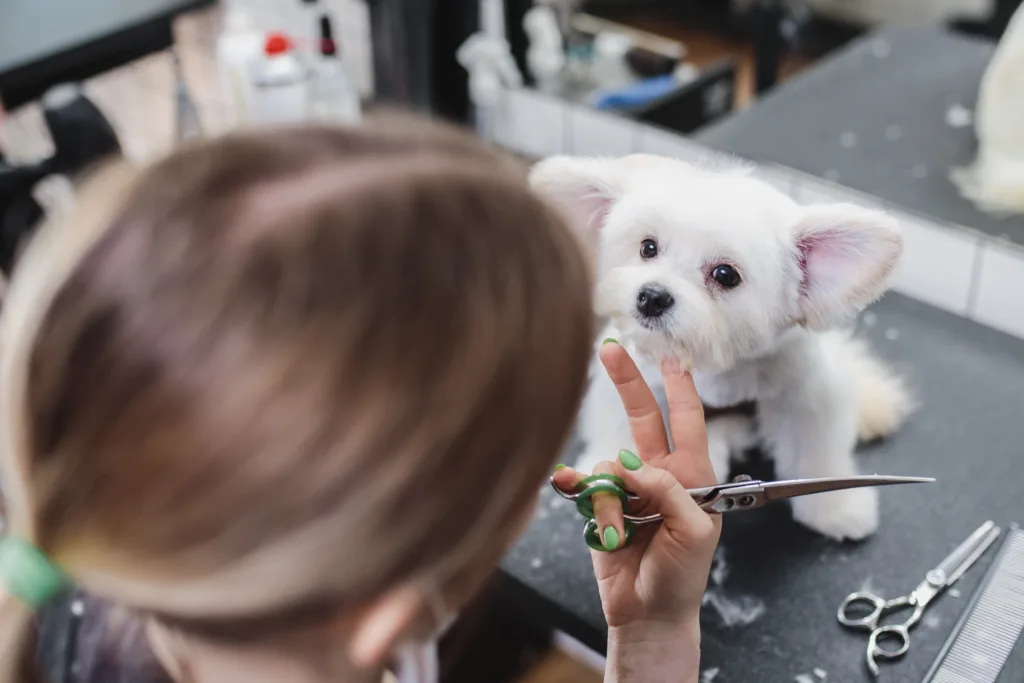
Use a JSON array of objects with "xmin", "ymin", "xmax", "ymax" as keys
[
  {"xmin": 602, "ymin": 526, "xmax": 620, "ymax": 550},
  {"xmin": 554, "ymin": 464, "xmax": 567, "ymax": 471},
  {"xmin": 602, "ymin": 337, "xmax": 619, "ymax": 345},
  {"xmin": 618, "ymin": 449, "xmax": 642, "ymax": 471}
]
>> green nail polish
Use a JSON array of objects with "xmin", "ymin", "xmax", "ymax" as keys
[
  {"xmin": 554, "ymin": 464, "xmax": 567, "ymax": 471},
  {"xmin": 602, "ymin": 526, "xmax": 620, "ymax": 550},
  {"xmin": 602, "ymin": 337, "xmax": 619, "ymax": 345},
  {"xmin": 618, "ymin": 449, "xmax": 642, "ymax": 471}
]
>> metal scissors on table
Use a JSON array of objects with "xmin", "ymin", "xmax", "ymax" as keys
[
  {"xmin": 549, "ymin": 473, "xmax": 934, "ymax": 552},
  {"xmin": 837, "ymin": 520, "xmax": 1002, "ymax": 677}
]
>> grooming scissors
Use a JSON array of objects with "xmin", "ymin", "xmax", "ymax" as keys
[
  {"xmin": 550, "ymin": 473, "xmax": 934, "ymax": 551},
  {"xmin": 837, "ymin": 520, "xmax": 1002, "ymax": 677}
]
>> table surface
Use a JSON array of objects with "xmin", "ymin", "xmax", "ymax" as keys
[
  {"xmin": 0, "ymin": 0, "xmax": 211, "ymax": 107},
  {"xmin": 503, "ymin": 292, "xmax": 1024, "ymax": 682},
  {"xmin": 697, "ymin": 26, "xmax": 1024, "ymax": 247}
]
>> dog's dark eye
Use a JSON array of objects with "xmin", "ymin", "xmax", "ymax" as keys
[
  {"xmin": 640, "ymin": 239, "xmax": 659, "ymax": 259},
  {"xmin": 711, "ymin": 264, "xmax": 742, "ymax": 288}
]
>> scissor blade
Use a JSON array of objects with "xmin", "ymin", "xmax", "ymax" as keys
[
  {"xmin": 935, "ymin": 520, "xmax": 1001, "ymax": 586},
  {"xmin": 762, "ymin": 475, "xmax": 935, "ymax": 503}
]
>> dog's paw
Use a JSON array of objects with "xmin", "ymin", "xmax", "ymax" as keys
[{"xmin": 791, "ymin": 486, "xmax": 879, "ymax": 541}]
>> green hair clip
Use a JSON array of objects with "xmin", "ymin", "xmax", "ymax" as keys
[{"xmin": 0, "ymin": 536, "xmax": 70, "ymax": 609}]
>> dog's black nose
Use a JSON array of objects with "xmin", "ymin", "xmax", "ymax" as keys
[{"xmin": 636, "ymin": 285, "xmax": 675, "ymax": 317}]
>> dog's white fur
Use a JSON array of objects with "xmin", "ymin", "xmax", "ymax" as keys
[{"xmin": 530, "ymin": 154, "xmax": 915, "ymax": 541}]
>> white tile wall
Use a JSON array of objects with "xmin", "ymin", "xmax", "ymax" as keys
[
  {"xmin": 793, "ymin": 174, "xmax": 863, "ymax": 205},
  {"xmin": 637, "ymin": 124, "xmax": 780, "ymax": 185},
  {"xmin": 750, "ymin": 163, "xmax": 798, "ymax": 198},
  {"xmin": 567, "ymin": 106, "xmax": 636, "ymax": 156},
  {"xmin": 888, "ymin": 213, "xmax": 980, "ymax": 316},
  {"xmin": 971, "ymin": 240, "xmax": 1024, "ymax": 339},
  {"xmin": 493, "ymin": 89, "xmax": 566, "ymax": 158},
  {"xmin": 634, "ymin": 124, "xmax": 707, "ymax": 162}
]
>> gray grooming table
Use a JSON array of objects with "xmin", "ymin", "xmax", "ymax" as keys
[
  {"xmin": 697, "ymin": 26, "xmax": 1024, "ymax": 247},
  {"xmin": 503, "ymin": 293, "xmax": 1024, "ymax": 682}
]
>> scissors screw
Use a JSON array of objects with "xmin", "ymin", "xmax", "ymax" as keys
[
  {"xmin": 739, "ymin": 495, "xmax": 756, "ymax": 507},
  {"xmin": 926, "ymin": 569, "xmax": 947, "ymax": 587},
  {"xmin": 732, "ymin": 474, "xmax": 753, "ymax": 483}
]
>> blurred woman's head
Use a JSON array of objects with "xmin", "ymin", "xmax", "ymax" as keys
[{"xmin": 0, "ymin": 118, "xmax": 594, "ymax": 682}]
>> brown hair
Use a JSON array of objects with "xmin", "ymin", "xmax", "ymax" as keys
[{"xmin": 0, "ymin": 118, "xmax": 594, "ymax": 681}]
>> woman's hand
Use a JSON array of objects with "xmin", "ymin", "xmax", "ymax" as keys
[{"xmin": 551, "ymin": 342, "xmax": 720, "ymax": 682}]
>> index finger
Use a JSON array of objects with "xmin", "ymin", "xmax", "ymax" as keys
[{"xmin": 598, "ymin": 342, "xmax": 671, "ymax": 464}]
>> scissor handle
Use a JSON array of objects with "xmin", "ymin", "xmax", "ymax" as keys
[
  {"xmin": 573, "ymin": 476, "xmax": 630, "ymax": 519},
  {"xmin": 865, "ymin": 624, "xmax": 911, "ymax": 677},
  {"xmin": 839, "ymin": 591, "xmax": 918, "ymax": 627},
  {"xmin": 838, "ymin": 591, "xmax": 889, "ymax": 629},
  {"xmin": 551, "ymin": 473, "xmax": 752, "ymax": 551},
  {"xmin": 556, "ymin": 475, "xmax": 640, "ymax": 551},
  {"xmin": 583, "ymin": 518, "xmax": 637, "ymax": 552}
]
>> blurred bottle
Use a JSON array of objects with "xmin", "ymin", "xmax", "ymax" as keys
[
  {"xmin": 250, "ymin": 33, "xmax": 309, "ymax": 124},
  {"xmin": 308, "ymin": 16, "xmax": 361, "ymax": 123}
]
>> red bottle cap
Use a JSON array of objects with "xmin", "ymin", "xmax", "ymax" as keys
[{"xmin": 264, "ymin": 33, "xmax": 292, "ymax": 56}]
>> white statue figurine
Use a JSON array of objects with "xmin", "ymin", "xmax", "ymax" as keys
[
  {"xmin": 952, "ymin": 2, "xmax": 1024, "ymax": 215},
  {"xmin": 523, "ymin": 5, "xmax": 566, "ymax": 91}
]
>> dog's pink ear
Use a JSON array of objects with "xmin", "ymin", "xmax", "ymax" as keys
[
  {"xmin": 794, "ymin": 204, "xmax": 903, "ymax": 329},
  {"xmin": 528, "ymin": 157, "xmax": 624, "ymax": 246}
]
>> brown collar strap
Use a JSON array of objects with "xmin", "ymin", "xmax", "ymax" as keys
[{"xmin": 702, "ymin": 400, "xmax": 757, "ymax": 420}]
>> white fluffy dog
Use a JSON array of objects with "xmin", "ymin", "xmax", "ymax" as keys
[{"xmin": 530, "ymin": 154, "xmax": 914, "ymax": 541}]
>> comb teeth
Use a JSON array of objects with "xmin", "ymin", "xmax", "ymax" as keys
[{"xmin": 926, "ymin": 528, "xmax": 1024, "ymax": 683}]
